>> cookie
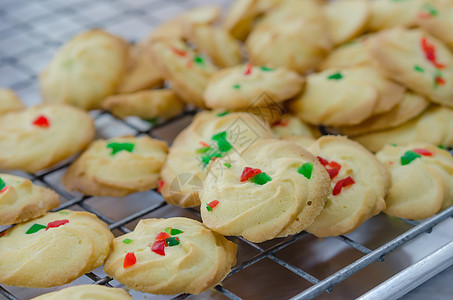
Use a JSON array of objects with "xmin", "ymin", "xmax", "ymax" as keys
[
  {"xmin": 204, "ymin": 64, "xmax": 304, "ymax": 110},
  {"xmin": 63, "ymin": 136, "xmax": 168, "ymax": 197},
  {"xmin": 305, "ymin": 136, "xmax": 389, "ymax": 237},
  {"xmin": 183, "ymin": 24, "xmax": 242, "ymax": 68},
  {"xmin": 104, "ymin": 217, "xmax": 236, "ymax": 295},
  {"xmin": 324, "ymin": 0, "xmax": 370, "ymax": 46},
  {"xmin": 222, "ymin": 0, "xmax": 259, "ymax": 41},
  {"xmin": 0, "ymin": 174, "xmax": 59, "ymax": 225},
  {"xmin": 354, "ymin": 106, "xmax": 453, "ymax": 152},
  {"xmin": 417, "ymin": 0, "xmax": 453, "ymax": 50},
  {"xmin": 368, "ymin": 0, "xmax": 423, "ymax": 31},
  {"xmin": 201, "ymin": 139, "xmax": 330, "ymax": 243},
  {"xmin": 339, "ymin": 92, "xmax": 430, "ymax": 136},
  {"xmin": 31, "ymin": 285, "xmax": 132, "ymax": 300},
  {"xmin": 280, "ymin": 136, "xmax": 317, "ymax": 149},
  {"xmin": 368, "ymin": 28, "xmax": 453, "ymax": 108},
  {"xmin": 116, "ymin": 42, "xmax": 164, "ymax": 94},
  {"xmin": 102, "ymin": 89, "xmax": 185, "ymax": 120},
  {"xmin": 160, "ymin": 111, "xmax": 274, "ymax": 208},
  {"xmin": 289, "ymin": 67, "xmax": 405, "ymax": 126},
  {"xmin": 0, "ymin": 89, "xmax": 24, "ymax": 115},
  {"xmin": 148, "ymin": 38, "xmax": 217, "ymax": 108},
  {"xmin": 271, "ymin": 114, "xmax": 319, "ymax": 139},
  {"xmin": 40, "ymin": 29, "xmax": 128, "ymax": 110},
  {"xmin": 376, "ymin": 143, "xmax": 453, "ymax": 219},
  {"xmin": 0, "ymin": 210, "xmax": 113, "ymax": 288},
  {"xmin": 0, "ymin": 104, "xmax": 94, "ymax": 173},
  {"xmin": 246, "ymin": 0, "xmax": 331, "ymax": 73}
]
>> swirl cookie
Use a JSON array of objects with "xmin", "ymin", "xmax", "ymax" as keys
[
  {"xmin": 63, "ymin": 136, "xmax": 168, "ymax": 197},
  {"xmin": 368, "ymin": 28, "xmax": 453, "ymax": 108},
  {"xmin": 376, "ymin": 143, "xmax": 453, "ymax": 219},
  {"xmin": 183, "ymin": 24, "xmax": 242, "ymax": 68},
  {"xmin": 204, "ymin": 64, "xmax": 304, "ymax": 110},
  {"xmin": 0, "ymin": 105, "xmax": 94, "ymax": 173},
  {"xmin": 324, "ymin": 0, "xmax": 370, "ymax": 46},
  {"xmin": 0, "ymin": 174, "xmax": 59, "ymax": 225},
  {"xmin": 354, "ymin": 106, "xmax": 453, "ymax": 152},
  {"xmin": 201, "ymin": 139, "xmax": 330, "ymax": 243},
  {"xmin": 0, "ymin": 210, "xmax": 113, "ymax": 288},
  {"xmin": 368, "ymin": 0, "xmax": 423, "ymax": 31},
  {"xmin": 160, "ymin": 111, "xmax": 274, "ymax": 208},
  {"xmin": 104, "ymin": 217, "xmax": 236, "ymax": 295},
  {"xmin": 339, "ymin": 92, "xmax": 430, "ymax": 136},
  {"xmin": 148, "ymin": 38, "xmax": 217, "ymax": 108},
  {"xmin": 102, "ymin": 89, "xmax": 185, "ymax": 120},
  {"xmin": 417, "ymin": 0, "xmax": 453, "ymax": 50},
  {"xmin": 289, "ymin": 67, "xmax": 405, "ymax": 126},
  {"xmin": 31, "ymin": 285, "xmax": 132, "ymax": 300},
  {"xmin": 40, "ymin": 29, "xmax": 128, "ymax": 110},
  {"xmin": 0, "ymin": 89, "xmax": 24, "ymax": 115},
  {"xmin": 116, "ymin": 42, "xmax": 163, "ymax": 94},
  {"xmin": 305, "ymin": 136, "xmax": 389, "ymax": 237}
]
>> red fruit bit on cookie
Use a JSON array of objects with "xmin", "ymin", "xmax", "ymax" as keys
[
  {"xmin": 240, "ymin": 167, "xmax": 262, "ymax": 182},
  {"xmin": 332, "ymin": 176, "xmax": 355, "ymax": 196},
  {"xmin": 317, "ymin": 156, "xmax": 329, "ymax": 166},
  {"xmin": 413, "ymin": 148, "xmax": 433, "ymax": 156},
  {"xmin": 421, "ymin": 37, "xmax": 445, "ymax": 69},
  {"xmin": 46, "ymin": 219, "xmax": 69, "ymax": 230},
  {"xmin": 327, "ymin": 161, "xmax": 341, "ymax": 179},
  {"xmin": 271, "ymin": 119, "xmax": 290, "ymax": 127},
  {"xmin": 157, "ymin": 180, "xmax": 165, "ymax": 193},
  {"xmin": 244, "ymin": 63, "xmax": 253, "ymax": 75},
  {"xmin": 435, "ymin": 76, "xmax": 446, "ymax": 86},
  {"xmin": 171, "ymin": 47, "xmax": 186, "ymax": 57},
  {"xmin": 123, "ymin": 252, "xmax": 136, "ymax": 268},
  {"xmin": 206, "ymin": 200, "xmax": 220, "ymax": 212},
  {"xmin": 32, "ymin": 115, "xmax": 50, "ymax": 128},
  {"xmin": 152, "ymin": 240, "xmax": 166, "ymax": 256},
  {"xmin": 155, "ymin": 232, "xmax": 171, "ymax": 241},
  {"xmin": 0, "ymin": 187, "xmax": 7, "ymax": 193}
]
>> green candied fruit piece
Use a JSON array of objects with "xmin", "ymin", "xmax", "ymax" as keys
[
  {"xmin": 165, "ymin": 237, "xmax": 180, "ymax": 247},
  {"xmin": 401, "ymin": 150, "xmax": 422, "ymax": 165},
  {"xmin": 297, "ymin": 162, "xmax": 313, "ymax": 179},
  {"xmin": 107, "ymin": 142, "xmax": 135, "ymax": 155},
  {"xmin": 327, "ymin": 72, "xmax": 343, "ymax": 80},
  {"xmin": 26, "ymin": 224, "xmax": 46, "ymax": 234},
  {"xmin": 122, "ymin": 238, "xmax": 133, "ymax": 244},
  {"xmin": 250, "ymin": 172, "xmax": 272, "ymax": 185}
]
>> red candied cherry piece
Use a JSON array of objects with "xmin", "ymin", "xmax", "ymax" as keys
[
  {"xmin": 157, "ymin": 180, "xmax": 165, "ymax": 193},
  {"xmin": 46, "ymin": 219, "xmax": 69, "ymax": 230},
  {"xmin": 155, "ymin": 232, "xmax": 171, "ymax": 241},
  {"xmin": 317, "ymin": 156, "xmax": 329, "ymax": 166},
  {"xmin": 152, "ymin": 240, "xmax": 166, "ymax": 256},
  {"xmin": 123, "ymin": 252, "xmax": 136, "ymax": 268},
  {"xmin": 327, "ymin": 168, "xmax": 339, "ymax": 179},
  {"xmin": 332, "ymin": 176, "xmax": 355, "ymax": 196},
  {"xmin": 413, "ymin": 148, "xmax": 433, "ymax": 156},
  {"xmin": 240, "ymin": 167, "xmax": 262, "ymax": 182},
  {"xmin": 32, "ymin": 115, "xmax": 50, "ymax": 128}
]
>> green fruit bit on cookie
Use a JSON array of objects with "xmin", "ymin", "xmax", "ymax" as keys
[
  {"xmin": 327, "ymin": 72, "xmax": 343, "ymax": 80},
  {"xmin": 298, "ymin": 162, "xmax": 313, "ymax": 179},
  {"xmin": 250, "ymin": 172, "xmax": 272, "ymax": 185},
  {"xmin": 26, "ymin": 224, "xmax": 46, "ymax": 234},
  {"xmin": 401, "ymin": 150, "xmax": 422, "ymax": 165},
  {"xmin": 107, "ymin": 142, "xmax": 135, "ymax": 155}
]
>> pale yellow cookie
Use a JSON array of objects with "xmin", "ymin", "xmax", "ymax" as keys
[
  {"xmin": 102, "ymin": 89, "xmax": 185, "ymax": 120},
  {"xmin": 63, "ymin": 136, "xmax": 168, "ymax": 197},
  {"xmin": 201, "ymin": 139, "xmax": 330, "ymax": 243},
  {"xmin": 368, "ymin": 28, "xmax": 453, "ymax": 108},
  {"xmin": 417, "ymin": 0, "xmax": 453, "ymax": 50},
  {"xmin": 0, "ymin": 210, "xmax": 113, "ymax": 288},
  {"xmin": 376, "ymin": 143, "xmax": 453, "ymax": 219},
  {"xmin": 354, "ymin": 106, "xmax": 453, "ymax": 152},
  {"xmin": 40, "ymin": 29, "xmax": 128, "ymax": 110},
  {"xmin": 324, "ymin": 0, "xmax": 370, "ymax": 46},
  {"xmin": 0, "ymin": 89, "xmax": 24, "ymax": 115},
  {"xmin": 204, "ymin": 65, "xmax": 304, "ymax": 110},
  {"xmin": 339, "ymin": 92, "xmax": 430, "ymax": 136},
  {"xmin": 31, "ymin": 285, "xmax": 132, "ymax": 300},
  {"xmin": 104, "ymin": 217, "xmax": 236, "ymax": 295},
  {"xmin": 160, "ymin": 111, "xmax": 275, "ymax": 208},
  {"xmin": 116, "ymin": 42, "xmax": 164, "ymax": 94},
  {"xmin": 222, "ymin": 0, "xmax": 259, "ymax": 41},
  {"xmin": 148, "ymin": 38, "xmax": 217, "ymax": 108},
  {"xmin": 305, "ymin": 136, "xmax": 389, "ymax": 237},
  {"xmin": 0, "ymin": 174, "xmax": 59, "ymax": 225},
  {"xmin": 368, "ymin": 0, "xmax": 423, "ymax": 31},
  {"xmin": 280, "ymin": 136, "xmax": 317, "ymax": 149},
  {"xmin": 0, "ymin": 105, "xmax": 94, "ymax": 173},
  {"xmin": 271, "ymin": 114, "xmax": 318, "ymax": 139},
  {"xmin": 183, "ymin": 24, "xmax": 242, "ymax": 68}
]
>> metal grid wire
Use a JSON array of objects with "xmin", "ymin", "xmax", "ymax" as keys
[{"xmin": 1, "ymin": 0, "xmax": 453, "ymax": 299}]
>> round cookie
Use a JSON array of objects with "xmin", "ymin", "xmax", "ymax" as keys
[
  {"xmin": 160, "ymin": 111, "xmax": 274, "ymax": 208},
  {"xmin": 368, "ymin": 0, "xmax": 423, "ymax": 31},
  {"xmin": 339, "ymin": 92, "xmax": 430, "ymax": 136},
  {"xmin": 0, "ymin": 89, "xmax": 24, "ymax": 115},
  {"xmin": 148, "ymin": 38, "xmax": 218, "ymax": 108},
  {"xmin": 305, "ymin": 136, "xmax": 389, "ymax": 237},
  {"xmin": 40, "ymin": 29, "xmax": 128, "ymax": 110},
  {"xmin": 0, "ymin": 174, "xmax": 59, "ymax": 225},
  {"xmin": 271, "ymin": 114, "xmax": 319, "ymax": 140},
  {"xmin": 104, "ymin": 217, "xmax": 236, "ymax": 295},
  {"xmin": 102, "ymin": 89, "xmax": 185, "ymax": 120},
  {"xmin": 376, "ymin": 143, "xmax": 453, "ymax": 219},
  {"xmin": 63, "ymin": 136, "xmax": 168, "ymax": 197},
  {"xmin": 0, "ymin": 210, "xmax": 113, "ymax": 288},
  {"xmin": 353, "ymin": 106, "xmax": 453, "ymax": 152},
  {"xmin": 368, "ymin": 28, "xmax": 453, "ymax": 108},
  {"xmin": 0, "ymin": 104, "xmax": 94, "ymax": 173},
  {"xmin": 204, "ymin": 64, "xmax": 304, "ymax": 110},
  {"xmin": 200, "ymin": 139, "xmax": 331, "ymax": 243},
  {"xmin": 417, "ymin": 0, "xmax": 453, "ymax": 50},
  {"xmin": 31, "ymin": 285, "xmax": 132, "ymax": 300},
  {"xmin": 289, "ymin": 67, "xmax": 405, "ymax": 126}
]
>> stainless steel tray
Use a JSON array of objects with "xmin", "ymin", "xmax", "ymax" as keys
[{"xmin": 1, "ymin": 0, "xmax": 453, "ymax": 299}]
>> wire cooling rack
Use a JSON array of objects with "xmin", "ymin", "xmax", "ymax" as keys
[{"xmin": 1, "ymin": 0, "xmax": 453, "ymax": 299}]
